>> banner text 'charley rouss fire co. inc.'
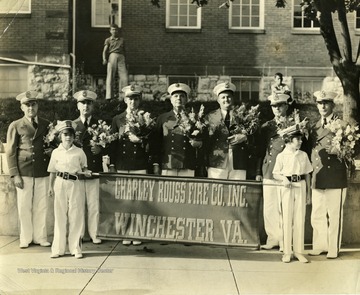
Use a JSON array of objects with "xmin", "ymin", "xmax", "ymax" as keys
[{"xmin": 98, "ymin": 174, "xmax": 262, "ymax": 247}]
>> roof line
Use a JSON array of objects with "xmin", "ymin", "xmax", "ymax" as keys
[{"xmin": 0, "ymin": 56, "xmax": 71, "ymax": 68}]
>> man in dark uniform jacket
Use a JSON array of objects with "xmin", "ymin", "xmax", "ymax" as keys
[
  {"xmin": 110, "ymin": 84, "xmax": 149, "ymax": 246},
  {"xmin": 6, "ymin": 90, "xmax": 51, "ymax": 248},
  {"xmin": 205, "ymin": 81, "xmax": 249, "ymax": 180},
  {"xmin": 73, "ymin": 90, "xmax": 103, "ymax": 244},
  {"xmin": 308, "ymin": 90, "xmax": 347, "ymax": 259},
  {"xmin": 110, "ymin": 85, "xmax": 149, "ymax": 174},
  {"xmin": 151, "ymin": 83, "xmax": 200, "ymax": 177}
]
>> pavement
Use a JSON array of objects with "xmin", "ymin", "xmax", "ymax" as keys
[{"xmin": 0, "ymin": 236, "xmax": 359, "ymax": 295}]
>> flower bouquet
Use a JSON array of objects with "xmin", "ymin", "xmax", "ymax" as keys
[
  {"xmin": 324, "ymin": 118, "xmax": 360, "ymax": 165},
  {"xmin": 43, "ymin": 122, "xmax": 59, "ymax": 148},
  {"xmin": 228, "ymin": 104, "xmax": 260, "ymax": 136},
  {"xmin": 124, "ymin": 110, "xmax": 155, "ymax": 141},
  {"xmin": 87, "ymin": 120, "xmax": 118, "ymax": 148},
  {"xmin": 178, "ymin": 104, "xmax": 208, "ymax": 140},
  {"xmin": 176, "ymin": 105, "xmax": 208, "ymax": 148}
]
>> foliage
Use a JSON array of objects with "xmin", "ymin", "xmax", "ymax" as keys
[
  {"xmin": 0, "ymin": 97, "xmax": 321, "ymax": 143},
  {"xmin": 124, "ymin": 110, "xmax": 156, "ymax": 139},
  {"xmin": 324, "ymin": 118, "xmax": 360, "ymax": 164},
  {"xmin": 178, "ymin": 104, "xmax": 209, "ymax": 139},
  {"xmin": 88, "ymin": 120, "xmax": 118, "ymax": 148}
]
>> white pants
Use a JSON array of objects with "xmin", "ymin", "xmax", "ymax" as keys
[
  {"xmin": 262, "ymin": 179, "xmax": 281, "ymax": 246},
  {"xmin": 162, "ymin": 169, "xmax": 194, "ymax": 177},
  {"xmin": 311, "ymin": 188, "xmax": 347, "ymax": 257},
  {"xmin": 16, "ymin": 176, "xmax": 49, "ymax": 245},
  {"xmin": 279, "ymin": 181, "xmax": 306, "ymax": 255},
  {"xmin": 106, "ymin": 53, "xmax": 128, "ymax": 99},
  {"xmin": 208, "ymin": 148, "xmax": 246, "ymax": 180},
  {"xmin": 52, "ymin": 178, "xmax": 85, "ymax": 256},
  {"xmin": 82, "ymin": 179, "xmax": 100, "ymax": 241}
]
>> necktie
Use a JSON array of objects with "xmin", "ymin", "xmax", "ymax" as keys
[
  {"xmin": 31, "ymin": 118, "xmax": 38, "ymax": 129},
  {"xmin": 84, "ymin": 120, "xmax": 88, "ymax": 129},
  {"xmin": 224, "ymin": 111, "xmax": 230, "ymax": 130},
  {"xmin": 322, "ymin": 118, "xmax": 327, "ymax": 128}
]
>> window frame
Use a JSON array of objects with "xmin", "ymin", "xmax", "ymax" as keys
[
  {"xmin": 293, "ymin": 76, "xmax": 324, "ymax": 103},
  {"xmin": 229, "ymin": 0, "xmax": 264, "ymax": 31},
  {"xmin": 91, "ymin": 0, "xmax": 122, "ymax": 28},
  {"xmin": 231, "ymin": 76, "xmax": 261, "ymax": 104},
  {"xmin": 355, "ymin": 9, "xmax": 360, "ymax": 32},
  {"xmin": 292, "ymin": 0, "xmax": 320, "ymax": 32},
  {"xmin": 0, "ymin": 0, "xmax": 31, "ymax": 14},
  {"xmin": 165, "ymin": 0, "xmax": 202, "ymax": 30}
]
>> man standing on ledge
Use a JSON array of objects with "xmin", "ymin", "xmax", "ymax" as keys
[
  {"xmin": 6, "ymin": 91, "xmax": 51, "ymax": 249},
  {"xmin": 103, "ymin": 24, "xmax": 128, "ymax": 100},
  {"xmin": 309, "ymin": 90, "xmax": 347, "ymax": 259}
]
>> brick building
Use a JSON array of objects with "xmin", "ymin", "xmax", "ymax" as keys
[{"xmin": 1, "ymin": 0, "xmax": 359, "ymax": 101}]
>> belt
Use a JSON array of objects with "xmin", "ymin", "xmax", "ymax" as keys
[
  {"xmin": 56, "ymin": 172, "xmax": 78, "ymax": 181},
  {"xmin": 286, "ymin": 174, "xmax": 305, "ymax": 182}
]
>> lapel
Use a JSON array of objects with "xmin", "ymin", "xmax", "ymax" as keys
[
  {"xmin": 315, "ymin": 117, "xmax": 332, "ymax": 142},
  {"xmin": 34, "ymin": 117, "xmax": 48, "ymax": 140},
  {"xmin": 117, "ymin": 112, "xmax": 127, "ymax": 134},
  {"xmin": 21, "ymin": 116, "xmax": 36, "ymax": 138}
]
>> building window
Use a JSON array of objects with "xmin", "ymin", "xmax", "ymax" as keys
[
  {"xmin": 293, "ymin": 77, "xmax": 323, "ymax": 103},
  {"xmin": 0, "ymin": 0, "xmax": 31, "ymax": 14},
  {"xmin": 91, "ymin": 0, "xmax": 122, "ymax": 28},
  {"xmin": 0, "ymin": 65, "xmax": 28, "ymax": 98},
  {"xmin": 231, "ymin": 77, "xmax": 260, "ymax": 105},
  {"xmin": 355, "ymin": 9, "xmax": 360, "ymax": 30},
  {"xmin": 229, "ymin": 0, "xmax": 264, "ymax": 30},
  {"xmin": 293, "ymin": 0, "xmax": 320, "ymax": 29},
  {"xmin": 166, "ymin": 0, "xmax": 201, "ymax": 29}
]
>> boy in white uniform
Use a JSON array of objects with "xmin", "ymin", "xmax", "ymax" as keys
[
  {"xmin": 48, "ymin": 120, "xmax": 92, "ymax": 259},
  {"xmin": 273, "ymin": 124, "xmax": 312, "ymax": 263}
]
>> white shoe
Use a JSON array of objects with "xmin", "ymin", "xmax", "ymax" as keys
[
  {"xmin": 132, "ymin": 240, "xmax": 142, "ymax": 246},
  {"xmin": 50, "ymin": 254, "xmax": 60, "ymax": 258},
  {"xmin": 19, "ymin": 243, "xmax": 29, "ymax": 249},
  {"xmin": 122, "ymin": 240, "xmax": 131, "ymax": 245},
  {"xmin": 308, "ymin": 250, "xmax": 327, "ymax": 256},
  {"xmin": 74, "ymin": 253, "xmax": 83, "ymax": 259},
  {"xmin": 294, "ymin": 253, "xmax": 308, "ymax": 263},
  {"xmin": 260, "ymin": 244, "xmax": 278, "ymax": 250},
  {"xmin": 282, "ymin": 254, "xmax": 292, "ymax": 263},
  {"xmin": 92, "ymin": 238, "xmax": 102, "ymax": 244},
  {"xmin": 40, "ymin": 242, "xmax": 51, "ymax": 247}
]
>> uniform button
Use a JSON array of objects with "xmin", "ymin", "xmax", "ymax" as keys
[
  {"xmin": 280, "ymin": 145, "xmax": 283, "ymax": 148},
  {"xmin": 123, "ymin": 152, "xmax": 125, "ymax": 154},
  {"xmin": 269, "ymin": 153, "xmax": 272, "ymax": 156},
  {"xmin": 32, "ymin": 159, "xmax": 35, "ymax": 162},
  {"xmin": 241, "ymin": 147, "xmax": 244, "ymax": 150},
  {"xmin": 183, "ymin": 147, "xmax": 186, "ymax": 150},
  {"xmin": 328, "ymin": 166, "xmax": 330, "ymax": 168},
  {"xmin": 32, "ymin": 152, "xmax": 35, "ymax": 155},
  {"xmin": 328, "ymin": 157, "xmax": 331, "ymax": 160},
  {"xmin": 316, "ymin": 166, "xmax": 319, "ymax": 169},
  {"xmin": 134, "ymin": 152, "xmax": 136, "ymax": 154},
  {"xmin": 171, "ymin": 140, "xmax": 174, "ymax": 143},
  {"xmin": 270, "ymin": 145, "xmax": 273, "ymax": 148},
  {"xmin": 171, "ymin": 147, "xmax": 174, "ymax": 150},
  {"xmin": 269, "ymin": 160, "xmax": 272, "ymax": 163}
]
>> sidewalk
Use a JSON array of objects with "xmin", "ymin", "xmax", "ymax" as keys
[{"xmin": 0, "ymin": 236, "xmax": 359, "ymax": 295}]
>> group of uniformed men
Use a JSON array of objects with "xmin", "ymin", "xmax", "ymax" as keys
[{"xmin": 6, "ymin": 74, "xmax": 347, "ymax": 260}]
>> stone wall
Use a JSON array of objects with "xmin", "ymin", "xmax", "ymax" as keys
[{"xmin": 28, "ymin": 65, "xmax": 70, "ymax": 101}]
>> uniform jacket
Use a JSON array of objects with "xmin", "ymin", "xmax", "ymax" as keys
[
  {"xmin": 256, "ymin": 119, "xmax": 286, "ymax": 180},
  {"xmin": 309, "ymin": 117, "xmax": 347, "ymax": 189},
  {"xmin": 205, "ymin": 108, "xmax": 251, "ymax": 170},
  {"xmin": 257, "ymin": 117, "xmax": 312, "ymax": 180},
  {"xmin": 73, "ymin": 116, "xmax": 104, "ymax": 174},
  {"xmin": 6, "ymin": 116, "xmax": 50, "ymax": 178},
  {"xmin": 151, "ymin": 110, "xmax": 197, "ymax": 170},
  {"xmin": 110, "ymin": 111, "xmax": 149, "ymax": 170}
]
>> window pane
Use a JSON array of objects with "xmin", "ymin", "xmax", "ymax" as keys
[
  {"xmin": 232, "ymin": 17, "xmax": 240, "ymax": 27},
  {"xmin": 242, "ymin": 16, "xmax": 250, "ymax": 27},
  {"xmin": 0, "ymin": 0, "xmax": 30, "ymax": 13},
  {"xmin": 167, "ymin": 0, "xmax": 200, "ymax": 28},
  {"xmin": 252, "ymin": 5, "xmax": 259, "ymax": 15},
  {"xmin": 251, "ymin": 16, "xmax": 259, "ymax": 27},
  {"xmin": 242, "ymin": 0, "xmax": 250, "ymax": 5},
  {"xmin": 242, "ymin": 6, "xmax": 250, "ymax": 16}
]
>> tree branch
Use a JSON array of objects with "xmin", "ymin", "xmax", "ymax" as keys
[
  {"xmin": 337, "ymin": 0, "xmax": 353, "ymax": 63},
  {"xmin": 317, "ymin": 1, "xmax": 342, "ymax": 66}
]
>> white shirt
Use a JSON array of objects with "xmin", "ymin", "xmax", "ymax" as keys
[
  {"xmin": 48, "ymin": 144, "xmax": 87, "ymax": 174},
  {"xmin": 273, "ymin": 146, "xmax": 313, "ymax": 177},
  {"xmin": 322, "ymin": 113, "xmax": 334, "ymax": 126}
]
